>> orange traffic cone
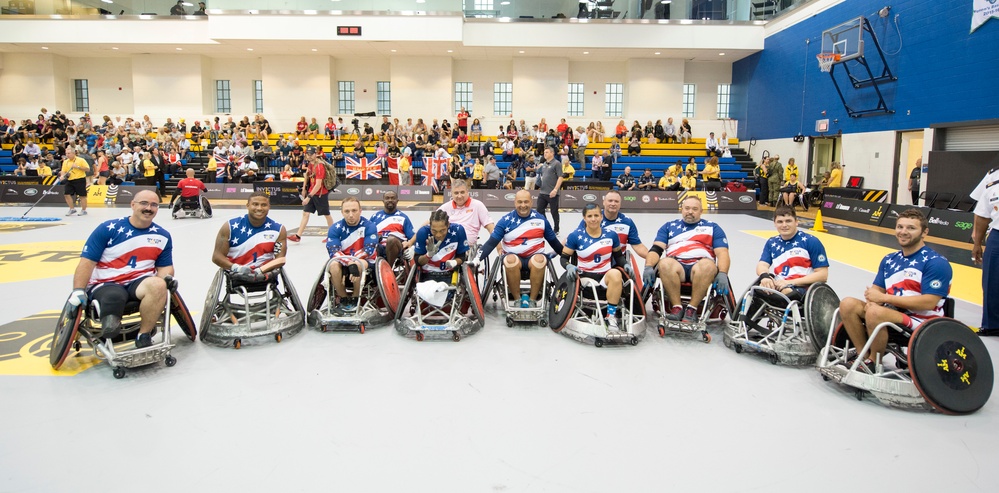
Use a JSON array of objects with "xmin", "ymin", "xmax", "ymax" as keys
[{"xmin": 811, "ymin": 209, "xmax": 828, "ymax": 233}]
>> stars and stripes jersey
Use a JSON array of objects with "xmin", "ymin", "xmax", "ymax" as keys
[
  {"xmin": 81, "ymin": 217, "xmax": 173, "ymax": 287},
  {"xmin": 874, "ymin": 245, "xmax": 952, "ymax": 319},
  {"xmin": 369, "ymin": 210, "xmax": 415, "ymax": 244},
  {"xmin": 759, "ymin": 231, "xmax": 829, "ymax": 282},
  {"xmin": 566, "ymin": 227, "xmax": 620, "ymax": 275},
  {"xmin": 654, "ymin": 219, "xmax": 728, "ymax": 265},
  {"xmin": 576, "ymin": 212, "xmax": 641, "ymax": 246},
  {"xmin": 414, "ymin": 224, "xmax": 468, "ymax": 273},
  {"xmin": 226, "ymin": 215, "xmax": 283, "ymax": 269},
  {"xmin": 326, "ymin": 217, "xmax": 378, "ymax": 260},
  {"xmin": 491, "ymin": 210, "xmax": 559, "ymax": 258}
]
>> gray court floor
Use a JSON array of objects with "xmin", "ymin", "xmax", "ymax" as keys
[{"xmin": 0, "ymin": 205, "xmax": 995, "ymax": 493}]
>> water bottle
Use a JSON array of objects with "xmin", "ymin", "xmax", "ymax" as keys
[{"xmin": 520, "ymin": 294, "xmax": 529, "ymax": 308}]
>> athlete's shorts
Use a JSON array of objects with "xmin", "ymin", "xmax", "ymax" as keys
[
  {"xmin": 86, "ymin": 277, "xmax": 152, "ymax": 317},
  {"xmin": 304, "ymin": 193, "xmax": 330, "ymax": 216},
  {"xmin": 64, "ymin": 178, "xmax": 87, "ymax": 197},
  {"xmin": 580, "ymin": 271, "xmax": 609, "ymax": 288}
]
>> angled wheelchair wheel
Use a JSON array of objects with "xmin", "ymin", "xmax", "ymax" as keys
[
  {"xmin": 170, "ymin": 290, "xmax": 198, "ymax": 342},
  {"xmin": 480, "ymin": 260, "xmax": 500, "ymax": 305},
  {"xmin": 279, "ymin": 268, "xmax": 305, "ymax": 314},
  {"xmin": 628, "ymin": 253, "xmax": 644, "ymax": 295},
  {"xmin": 199, "ymin": 269, "xmax": 224, "ymax": 342},
  {"xmin": 394, "ymin": 267, "xmax": 419, "ymax": 322},
  {"xmin": 50, "ymin": 302, "xmax": 83, "ymax": 370},
  {"xmin": 548, "ymin": 273, "xmax": 580, "ymax": 333},
  {"xmin": 307, "ymin": 259, "xmax": 335, "ymax": 313},
  {"xmin": 803, "ymin": 282, "xmax": 840, "ymax": 353},
  {"xmin": 375, "ymin": 258, "xmax": 401, "ymax": 315},
  {"xmin": 908, "ymin": 318, "xmax": 994, "ymax": 415},
  {"xmin": 461, "ymin": 264, "xmax": 485, "ymax": 328},
  {"xmin": 625, "ymin": 281, "xmax": 647, "ymax": 320}
]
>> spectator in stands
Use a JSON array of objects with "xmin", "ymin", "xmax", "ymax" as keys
[
  {"xmin": 470, "ymin": 118, "xmax": 482, "ymax": 140},
  {"xmin": 523, "ymin": 153, "xmax": 538, "ymax": 190},
  {"xmin": 659, "ymin": 170, "xmax": 680, "ymax": 191},
  {"xmin": 679, "ymin": 118, "xmax": 692, "ymax": 144},
  {"xmin": 627, "ymin": 134, "xmax": 642, "ymax": 156},
  {"xmin": 13, "ymin": 157, "xmax": 26, "ymax": 176},
  {"xmin": 295, "ymin": 117, "xmax": 308, "ymax": 138},
  {"xmin": 561, "ymin": 156, "xmax": 576, "ymax": 181},
  {"xmin": 194, "ymin": 2, "xmax": 207, "ymax": 15},
  {"xmin": 616, "ymin": 166, "xmax": 636, "ymax": 191},
  {"xmin": 279, "ymin": 164, "xmax": 293, "ymax": 181},
  {"xmin": 719, "ymin": 132, "xmax": 731, "ymax": 157},
  {"xmin": 330, "ymin": 139, "xmax": 345, "ymax": 167},
  {"xmin": 151, "ymin": 147, "xmax": 167, "ymax": 197},
  {"xmin": 38, "ymin": 158, "xmax": 53, "ymax": 177},
  {"xmin": 681, "ymin": 169, "xmax": 697, "ymax": 191},
  {"xmin": 471, "ymin": 157, "xmax": 485, "ymax": 189},
  {"xmin": 457, "ymin": 107, "xmax": 469, "ymax": 135},
  {"xmin": 323, "ymin": 117, "xmax": 336, "ymax": 140},
  {"xmin": 399, "ymin": 147, "xmax": 412, "ymax": 186},
  {"xmin": 484, "ymin": 155, "xmax": 502, "ymax": 189},
  {"xmin": 306, "ymin": 118, "xmax": 319, "ymax": 139},
  {"xmin": 575, "ymin": 126, "xmax": 588, "ymax": 166},
  {"xmin": 24, "ymin": 155, "xmax": 39, "ymax": 177},
  {"xmin": 667, "ymin": 159, "xmax": 683, "ymax": 180},
  {"xmin": 590, "ymin": 150, "xmax": 604, "ymax": 180},
  {"xmin": 362, "ymin": 123, "xmax": 376, "ymax": 143},
  {"xmin": 239, "ymin": 156, "xmax": 258, "ymax": 183},
  {"xmin": 375, "ymin": 140, "xmax": 388, "ymax": 160},
  {"xmin": 685, "ymin": 156, "xmax": 698, "ymax": 176},
  {"xmin": 95, "ymin": 149, "xmax": 110, "ymax": 185},
  {"xmin": 609, "ymin": 139, "xmax": 622, "ymax": 169},
  {"xmin": 630, "ymin": 120, "xmax": 642, "ymax": 136},
  {"xmin": 638, "ymin": 168, "xmax": 657, "ymax": 190},
  {"xmin": 615, "ymin": 120, "xmax": 628, "ymax": 140},
  {"xmin": 644, "ymin": 121, "xmax": 656, "ymax": 141},
  {"xmin": 479, "ymin": 137, "xmax": 494, "ymax": 161},
  {"xmin": 828, "ymin": 161, "xmax": 843, "ymax": 188},
  {"xmin": 706, "ymin": 132, "xmax": 722, "ymax": 157},
  {"xmin": 701, "ymin": 156, "xmax": 722, "ymax": 191},
  {"xmin": 501, "ymin": 137, "xmax": 516, "ymax": 162},
  {"xmin": 142, "ymin": 151, "xmax": 156, "ymax": 185},
  {"xmin": 783, "ymin": 157, "xmax": 799, "ymax": 182},
  {"xmin": 352, "ymin": 138, "xmax": 366, "ymax": 159},
  {"xmin": 654, "ymin": 119, "xmax": 665, "ymax": 143},
  {"xmin": 170, "ymin": 1, "xmax": 187, "ymax": 15},
  {"xmin": 24, "ymin": 140, "xmax": 41, "ymax": 161},
  {"xmin": 594, "ymin": 121, "xmax": 606, "ymax": 143},
  {"xmin": 110, "ymin": 160, "xmax": 126, "ymax": 185},
  {"xmin": 538, "ymin": 118, "xmax": 549, "ymax": 134},
  {"xmin": 165, "ymin": 147, "xmax": 182, "ymax": 175}
]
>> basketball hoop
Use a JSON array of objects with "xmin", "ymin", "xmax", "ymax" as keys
[{"xmin": 817, "ymin": 53, "xmax": 841, "ymax": 72}]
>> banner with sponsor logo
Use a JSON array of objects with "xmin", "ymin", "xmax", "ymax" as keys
[
  {"xmin": 221, "ymin": 184, "xmax": 257, "ymax": 200},
  {"xmin": 468, "ymin": 190, "xmax": 540, "ymax": 209},
  {"xmin": 927, "ymin": 209, "xmax": 975, "ymax": 243},
  {"xmin": 0, "ymin": 176, "xmax": 57, "ymax": 186},
  {"xmin": 396, "ymin": 185, "xmax": 434, "ymax": 200},
  {"xmin": 109, "ymin": 185, "xmax": 159, "ymax": 205},
  {"xmin": 254, "ymin": 182, "xmax": 304, "ymax": 206},
  {"xmin": 203, "ymin": 183, "xmax": 228, "ymax": 200},
  {"xmin": 820, "ymin": 196, "xmax": 886, "ymax": 224},
  {"xmin": 330, "ymin": 185, "xmax": 435, "ymax": 201},
  {"xmin": 881, "ymin": 205, "xmax": 932, "ymax": 229},
  {"xmin": 0, "ymin": 184, "xmax": 66, "ymax": 204},
  {"xmin": 464, "ymin": 190, "xmax": 751, "ymax": 212}
]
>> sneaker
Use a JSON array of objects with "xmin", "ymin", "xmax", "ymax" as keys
[
  {"xmin": 606, "ymin": 316, "xmax": 619, "ymax": 331},
  {"xmin": 681, "ymin": 306, "xmax": 698, "ymax": 323},
  {"xmin": 66, "ymin": 209, "xmax": 77, "ymax": 216},
  {"xmin": 528, "ymin": 298, "xmax": 538, "ymax": 309},
  {"xmin": 134, "ymin": 332, "xmax": 153, "ymax": 349},
  {"xmin": 322, "ymin": 238, "xmax": 328, "ymax": 243},
  {"xmin": 79, "ymin": 210, "xmax": 88, "ymax": 216},
  {"xmin": 978, "ymin": 328, "xmax": 999, "ymax": 337},
  {"xmin": 665, "ymin": 305, "xmax": 683, "ymax": 321},
  {"xmin": 287, "ymin": 233, "xmax": 301, "ymax": 242},
  {"xmin": 336, "ymin": 300, "xmax": 357, "ymax": 314}
]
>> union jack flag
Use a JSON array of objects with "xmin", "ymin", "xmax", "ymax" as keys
[
  {"xmin": 345, "ymin": 156, "xmax": 383, "ymax": 180},
  {"xmin": 422, "ymin": 156, "xmax": 448, "ymax": 192}
]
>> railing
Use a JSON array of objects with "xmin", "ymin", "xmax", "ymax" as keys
[{"xmin": 1, "ymin": 0, "xmax": 813, "ymax": 21}]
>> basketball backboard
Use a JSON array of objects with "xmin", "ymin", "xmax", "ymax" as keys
[{"xmin": 821, "ymin": 16, "xmax": 864, "ymax": 62}]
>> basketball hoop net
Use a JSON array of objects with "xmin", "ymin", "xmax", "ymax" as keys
[{"xmin": 817, "ymin": 53, "xmax": 841, "ymax": 72}]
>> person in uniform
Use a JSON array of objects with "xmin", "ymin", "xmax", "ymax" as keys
[{"xmin": 972, "ymin": 167, "xmax": 999, "ymax": 335}]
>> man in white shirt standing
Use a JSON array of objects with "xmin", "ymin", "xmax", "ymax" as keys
[
  {"xmin": 575, "ymin": 126, "xmax": 589, "ymax": 167},
  {"xmin": 706, "ymin": 132, "xmax": 721, "ymax": 157}
]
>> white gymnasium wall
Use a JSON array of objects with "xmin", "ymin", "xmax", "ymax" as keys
[
  {"xmin": 0, "ymin": 54, "xmax": 62, "ymax": 117},
  {"xmin": 68, "ymin": 57, "xmax": 135, "ymax": 116},
  {"xmin": 453, "ymin": 59, "xmax": 512, "ymax": 130},
  {"xmin": 568, "ymin": 60, "xmax": 625, "ymax": 129},
  {"xmin": 752, "ymin": 131, "xmax": 899, "ymax": 193},
  {"xmin": 209, "ymin": 58, "xmax": 262, "ymax": 118},
  {"xmin": 625, "ymin": 58, "xmax": 684, "ymax": 124},
  {"xmin": 389, "ymin": 57, "xmax": 453, "ymax": 126},
  {"xmin": 260, "ymin": 55, "xmax": 333, "ymax": 131},
  {"xmin": 51, "ymin": 55, "xmax": 71, "ymax": 113},
  {"xmin": 683, "ymin": 61, "xmax": 732, "ymax": 122},
  {"xmin": 336, "ymin": 58, "xmax": 391, "ymax": 118},
  {"xmin": 512, "ymin": 57, "xmax": 569, "ymax": 125},
  {"xmin": 131, "ymin": 55, "xmax": 208, "ymax": 123}
]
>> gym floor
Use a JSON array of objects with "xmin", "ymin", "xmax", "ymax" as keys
[{"xmin": 0, "ymin": 203, "xmax": 994, "ymax": 493}]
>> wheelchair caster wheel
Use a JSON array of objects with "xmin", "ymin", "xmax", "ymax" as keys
[
  {"xmin": 73, "ymin": 340, "xmax": 82, "ymax": 352},
  {"xmin": 702, "ymin": 332, "xmax": 711, "ymax": 343},
  {"xmin": 657, "ymin": 324, "xmax": 666, "ymax": 337},
  {"xmin": 234, "ymin": 339, "xmax": 242, "ymax": 349},
  {"xmin": 734, "ymin": 344, "xmax": 743, "ymax": 354},
  {"xmin": 539, "ymin": 319, "xmax": 548, "ymax": 328},
  {"xmin": 113, "ymin": 367, "xmax": 126, "ymax": 379},
  {"xmin": 769, "ymin": 353, "xmax": 779, "ymax": 365},
  {"xmin": 594, "ymin": 338, "xmax": 604, "ymax": 348},
  {"xmin": 165, "ymin": 355, "xmax": 177, "ymax": 367},
  {"xmin": 452, "ymin": 331, "xmax": 461, "ymax": 342},
  {"xmin": 855, "ymin": 389, "xmax": 866, "ymax": 401},
  {"xmin": 415, "ymin": 332, "xmax": 424, "ymax": 342},
  {"xmin": 506, "ymin": 317, "xmax": 514, "ymax": 327},
  {"xmin": 409, "ymin": 306, "xmax": 416, "ymax": 316},
  {"xmin": 821, "ymin": 374, "xmax": 830, "ymax": 381},
  {"xmin": 630, "ymin": 336, "xmax": 639, "ymax": 346},
  {"xmin": 359, "ymin": 323, "xmax": 365, "ymax": 334},
  {"xmin": 275, "ymin": 333, "xmax": 282, "ymax": 343}
]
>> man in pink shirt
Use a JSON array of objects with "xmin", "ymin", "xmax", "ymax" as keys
[{"xmin": 435, "ymin": 179, "xmax": 495, "ymax": 246}]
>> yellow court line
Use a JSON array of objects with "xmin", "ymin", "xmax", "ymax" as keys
[{"xmin": 742, "ymin": 230, "xmax": 982, "ymax": 306}]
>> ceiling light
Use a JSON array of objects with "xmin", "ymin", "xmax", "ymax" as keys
[
  {"xmin": 101, "ymin": 0, "xmax": 113, "ymax": 3},
  {"xmin": 247, "ymin": 48, "xmax": 253, "ymax": 51},
  {"xmin": 500, "ymin": 1, "xmax": 510, "ymax": 4},
  {"xmin": 447, "ymin": 50, "xmax": 453, "ymax": 53},
  {"xmin": 654, "ymin": 52, "xmax": 661, "ymax": 55},
  {"xmin": 41, "ymin": 46, "xmax": 49, "ymax": 50},
  {"xmin": 416, "ymin": 0, "xmax": 426, "ymax": 3},
  {"xmin": 303, "ymin": 9, "xmax": 317, "ymax": 14},
  {"xmin": 112, "ymin": 47, "xmax": 119, "ymax": 50},
  {"xmin": 391, "ymin": 49, "xmax": 397, "ymax": 52},
  {"xmin": 248, "ymin": 9, "xmax": 258, "ymax": 14},
  {"xmin": 660, "ymin": 0, "xmax": 671, "ymax": 3},
  {"xmin": 518, "ymin": 50, "xmax": 525, "ymax": 54},
  {"xmin": 719, "ymin": 52, "xmax": 725, "ymax": 55},
  {"xmin": 182, "ymin": 2, "xmax": 193, "ymax": 6},
  {"xmin": 311, "ymin": 48, "xmax": 318, "ymax": 52},
  {"xmin": 176, "ymin": 47, "xmax": 183, "ymax": 51},
  {"xmin": 583, "ymin": 51, "xmax": 589, "ymax": 55}
]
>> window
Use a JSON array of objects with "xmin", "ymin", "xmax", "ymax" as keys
[
  {"xmin": 338, "ymin": 81, "xmax": 355, "ymax": 115},
  {"xmin": 216, "ymin": 80, "xmax": 231, "ymax": 114},
  {"xmin": 73, "ymin": 79, "xmax": 89, "ymax": 113},
  {"xmin": 567, "ymin": 83, "xmax": 584, "ymax": 117},
  {"xmin": 493, "ymin": 82, "xmax": 512, "ymax": 116},
  {"xmin": 253, "ymin": 80, "xmax": 264, "ymax": 113},
  {"xmin": 474, "ymin": 0, "xmax": 494, "ymax": 9},
  {"xmin": 455, "ymin": 82, "xmax": 473, "ymax": 114},
  {"xmin": 377, "ymin": 81, "xmax": 391, "ymax": 115},
  {"xmin": 604, "ymin": 83, "xmax": 623, "ymax": 117},
  {"xmin": 716, "ymin": 84, "xmax": 731, "ymax": 119},
  {"xmin": 682, "ymin": 83, "xmax": 696, "ymax": 118}
]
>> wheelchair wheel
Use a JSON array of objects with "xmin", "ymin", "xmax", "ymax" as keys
[
  {"xmin": 908, "ymin": 318, "xmax": 994, "ymax": 415},
  {"xmin": 375, "ymin": 258, "xmax": 401, "ymax": 315},
  {"xmin": 201, "ymin": 196, "xmax": 212, "ymax": 218},
  {"xmin": 170, "ymin": 291, "xmax": 198, "ymax": 342},
  {"xmin": 802, "ymin": 282, "xmax": 840, "ymax": 353},
  {"xmin": 625, "ymin": 281, "xmax": 647, "ymax": 320},
  {"xmin": 461, "ymin": 264, "xmax": 485, "ymax": 328},
  {"xmin": 307, "ymin": 259, "xmax": 335, "ymax": 313},
  {"xmin": 199, "ymin": 269, "xmax": 224, "ymax": 342},
  {"xmin": 394, "ymin": 267, "xmax": 419, "ymax": 322},
  {"xmin": 480, "ymin": 260, "xmax": 500, "ymax": 306},
  {"xmin": 50, "ymin": 302, "xmax": 83, "ymax": 370},
  {"xmin": 279, "ymin": 268, "xmax": 306, "ymax": 314},
  {"xmin": 548, "ymin": 273, "xmax": 580, "ymax": 333}
]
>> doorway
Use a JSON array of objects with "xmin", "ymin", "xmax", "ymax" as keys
[
  {"xmin": 808, "ymin": 136, "xmax": 840, "ymax": 185},
  {"xmin": 892, "ymin": 131, "xmax": 924, "ymax": 205}
]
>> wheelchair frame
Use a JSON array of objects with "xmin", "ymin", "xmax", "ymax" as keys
[
  {"xmin": 394, "ymin": 263, "xmax": 484, "ymax": 342},
  {"xmin": 307, "ymin": 257, "xmax": 399, "ymax": 333},
  {"xmin": 650, "ymin": 277, "xmax": 734, "ymax": 344},
  {"xmin": 549, "ymin": 269, "xmax": 647, "ymax": 347},
  {"xmin": 171, "ymin": 194, "xmax": 212, "ymax": 219},
  {"xmin": 199, "ymin": 267, "xmax": 305, "ymax": 348},
  {"xmin": 482, "ymin": 254, "xmax": 558, "ymax": 328}
]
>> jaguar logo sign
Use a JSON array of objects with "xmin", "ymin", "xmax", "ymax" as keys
[{"xmin": 583, "ymin": 194, "xmax": 597, "ymax": 202}]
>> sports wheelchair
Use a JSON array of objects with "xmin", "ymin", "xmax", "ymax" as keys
[
  {"xmin": 50, "ymin": 281, "xmax": 197, "ymax": 379},
  {"xmin": 200, "ymin": 258, "xmax": 305, "ymax": 348},
  {"xmin": 723, "ymin": 280, "xmax": 838, "ymax": 366},
  {"xmin": 394, "ymin": 263, "xmax": 485, "ymax": 342},
  {"xmin": 816, "ymin": 300, "xmax": 994, "ymax": 414},
  {"xmin": 481, "ymin": 253, "xmax": 558, "ymax": 328},
  {"xmin": 548, "ymin": 266, "xmax": 647, "ymax": 347},
  {"xmin": 647, "ymin": 274, "xmax": 736, "ymax": 344},
  {"xmin": 306, "ymin": 257, "xmax": 402, "ymax": 333},
  {"xmin": 171, "ymin": 194, "xmax": 212, "ymax": 219}
]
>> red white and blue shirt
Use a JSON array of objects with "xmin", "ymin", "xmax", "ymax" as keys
[
  {"xmin": 654, "ymin": 219, "xmax": 728, "ymax": 265},
  {"xmin": 566, "ymin": 227, "xmax": 620, "ymax": 275},
  {"xmin": 759, "ymin": 231, "xmax": 829, "ymax": 282},
  {"xmin": 226, "ymin": 215, "xmax": 283, "ymax": 269},
  {"xmin": 326, "ymin": 217, "xmax": 378, "ymax": 261},
  {"xmin": 414, "ymin": 224, "xmax": 468, "ymax": 273},
  {"xmin": 81, "ymin": 217, "xmax": 173, "ymax": 287},
  {"xmin": 576, "ymin": 212, "xmax": 642, "ymax": 247},
  {"xmin": 369, "ymin": 209, "xmax": 415, "ymax": 244},
  {"xmin": 492, "ymin": 210, "xmax": 560, "ymax": 258},
  {"xmin": 874, "ymin": 245, "xmax": 952, "ymax": 319}
]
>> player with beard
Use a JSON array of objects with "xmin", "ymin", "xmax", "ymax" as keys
[{"xmin": 369, "ymin": 190, "xmax": 416, "ymax": 266}]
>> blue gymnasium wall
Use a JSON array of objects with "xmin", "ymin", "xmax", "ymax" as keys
[{"xmin": 731, "ymin": 0, "xmax": 999, "ymax": 141}]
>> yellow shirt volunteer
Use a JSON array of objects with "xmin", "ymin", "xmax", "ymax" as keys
[
  {"xmin": 562, "ymin": 162, "xmax": 576, "ymax": 181},
  {"xmin": 827, "ymin": 168, "xmax": 842, "ymax": 188},
  {"xmin": 681, "ymin": 175, "xmax": 696, "ymax": 190},
  {"xmin": 61, "ymin": 157, "xmax": 90, "ymax": 180},
  {"xmin": 669, "ymin": 164, "xmax": 683, "ymax": 178},
  {"xmin": 658, "ymin": 175, "xmax": 676, "ymax": 189},
  {"xmin": 207, "ymin": 156, "xmax": 217, "ymax": 172},
  {"xmin": 702, "ymin": 163, "xmax": 720, "ymax": 180},
  {"xmin": 472, "ymin": 163, "xmax": 484, "ymax": 180},
  {"xmin": 38, "ymin": 164, "xmax": 53, "ymax": 177},
  {"xmin": 784, "ymin": 163, "xmax": 799, "ymax": 182},
  {"xmin": 143, "ymin": 159, "xmax": 157, "ymax": 178},
  {"xmin": 685, "ymin": 162, "xmax": 698, "ymax": 176},
  {"xmin": 399, "ymin": 155, "xmax": 411, "ymax": 173}
]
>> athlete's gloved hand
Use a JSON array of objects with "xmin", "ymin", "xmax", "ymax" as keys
[
  {"xmin": 623, "ymin": 264, "xmax": 635, "ymax": 281},
  {"xmin": 425, "ymin": 237, "xmax": 440, "ymax": 257},
  {"xmin": 230, "ymin": 264, "xmax": 252, "ymax": 275},
  {"xmin": 467, "ymin": 257, "xmax": 481, "ymax": 269},
  {"xmin": 714, "ymin": 272, "xmax": 730, "ymax": 296},
  {"xmin": 67, "ymin": 289, "xmax": 87, "ymax": 307},
  {"xmin": 402, "ymin": 246, "xmax": 414, "ymax": 261},
  {"xmin": 642, "ymin": 266, "xmax": 657, "ymax": 291},
  {"xmin": 444, "ymin": 260, "xmax": 458, "ymax": 270},
  {"xmin": 164, "ymin": 275, "xmax": 179, "ymax": 292},
  {"xmin": 564, "ymin": 264, "xmax": 578, "ymax": 281}
]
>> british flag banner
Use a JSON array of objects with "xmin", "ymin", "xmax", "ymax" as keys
[
  {"xmin": 386, "ymin": 157, "xmax": 399, "ymax": 185},
  {"xmin": 421, "ymin": 156, "xmax": 448, "ymax": 192},
  {"xmin": 345, "ymin": 156, "xmax": 383, "ymax": 180}
]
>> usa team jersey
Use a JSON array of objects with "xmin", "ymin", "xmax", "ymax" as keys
[
  {"xmin": 874, "ymin": 245, "xmax": 952, "ymax": 319},
  {"xmin": 370, "ymin": 210, "xmax": 414, "ymax": 244},
  {"xmin": 576, "ymin": 212, "xmax": 641, "ymax": 246},
  {"xmin": 226, "ymin": 215, "xmax": 283, "ymax": 269},
  {"xmin": 760, "ymin": 231, "xmax": 829, "ymax": 282},
  {"xmin": 326, "ymin": 217, "xmax": 378, "ymax": 261},
  {"xmin": 566, "ymin": 227, "xmax": 620, "ymax": 275},
  {"xmin": 81, "ymin": 217, "xmax": 173, "ymax": 287},
  {"xmin": 437, "ymin": 198, "xmax": 491, "ymax": 245},
  {"xmin": 491, "ymin": 210, "xmax": 559, "ymax": 257},
  {"xmin": 414, "ymin": 224, "xmax": 468, "ymax": 273},
  {"xmin": 654, "ymin": 219, "xmax": 728, "ymax": 265}
]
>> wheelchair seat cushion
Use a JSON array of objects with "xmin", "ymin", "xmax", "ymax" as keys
[{"xmin": 227, "ymin": 269, "xmax": 279, "ymax": 292}]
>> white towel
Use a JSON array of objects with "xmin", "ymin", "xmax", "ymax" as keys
[{"xmin": 416, "ymin": 281, "xmax": 450, "ymax": 307}]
